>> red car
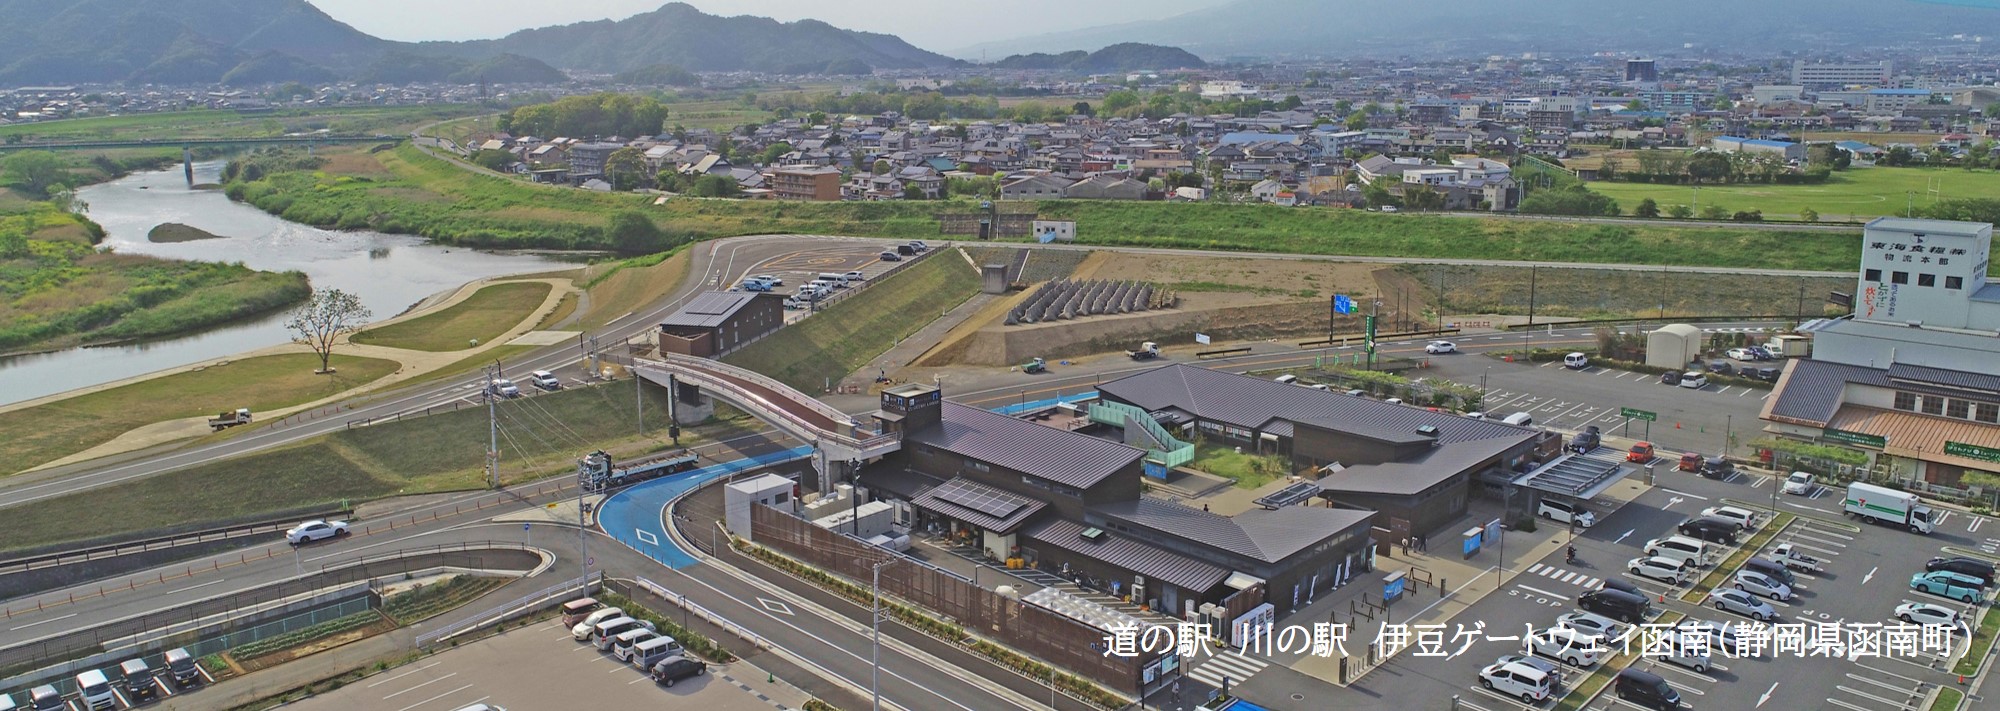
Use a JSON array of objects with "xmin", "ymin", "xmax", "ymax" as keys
[{"xmin": 1626, "ymin": 442, "xmax": 1655, "ymax": 463}]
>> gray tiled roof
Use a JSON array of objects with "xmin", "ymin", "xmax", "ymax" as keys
[
  {"xmin": 661, "ymin": 292, "xmax": 760, "ymax": 329},
  {"xmin": 1022, "ymin": 518, "xmax": 1230, "ymax": 593},
  {"xmin": 1887, "ymin": 363, "xmax": 2000, "ymax": 395},
  {"xmin": 1319, "ymin": 436, "xmax": 1521, "ymax": 496},
  {"xmin": 1097, "ymin": 364, "xmax": 1536, "ymax": 447},
  {"xmin": 908, "ymin": 402, "xmax": 1144, "ymax": 489},
  {"xmin": 910, "ymin": 477, "xmax": 1047, "ymax": 533},
  {"xmin": 1091, "ymin": 498, "xmax": 1375, "ymax": 564},
  {"xmin": 1767, "ymin": 359, "xmax": 1893, "ymax": 425}
]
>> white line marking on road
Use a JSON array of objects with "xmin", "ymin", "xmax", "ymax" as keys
[
  {"xmin": 1658, "ymin": 488, "xmax": 1710, "ymax": 501},
  {"xmin": 1756, "ymin": 682, "xmax": 1779, "ymax": 707},
  {"xmin": 1863, "ymin": 567, "xmax": 1877, "ymax": 585},
  {"xmin": 369, "ymin": 662, "xmax": 443, "ymax": 688},
  {"xmin": 8, "ymin": 613, "xmax": 75, "ymax": 631},
  {"xmin": 165, "ymin": 578, "xmax": 228, "ymax": 595},
  {"xmin": 1973, "ymin": 517, "xmax": 1987, "ymax": 533},
  {"xmin": 381, "ymin": 672, "xmax": 458, "ymax": 699},
  {"xmin": 394, "ymin": 683, "xmax": 475, "ymax": 711},
  {"xmin": 636, "ymin": 529, "xmax": 658, "ymax": 545},
  {"xmin": 1515, "ymin": 584, "xmax": 1568, "ymax": 599}
]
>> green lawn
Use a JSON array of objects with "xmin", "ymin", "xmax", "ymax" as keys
[
  {"xmin": 1954, "ymin": 607, "xmax": 2000, "ymax": 676},
  {"xmin": 0, "ymin": 379, "xmax": 684, "ymax": 551},
  {"xmin": 1932, "ymin": 686, "xmax": 1964, "ymax": 711},
  {"xmin": 0, "ymin": 105, "xmax": 478, "ymax": 142},
  {"xmin": 0, "ymin": 353, "xmax": 400, "ymax": 476},
  {"xmin": 1589, "ymin": 167, "xmax": 2000, "ymax": 221},
  {"xmin": 1189, "ymin": 442, "xmax": 1290, "ymax": 489},
  {"xmin": 352, "ymin": 281, "xmax": 551, "ymax": 352},
  {"xmin": 723, "ymin": 252, "xmax": 981, "ymax": 392},
  {"xmin": 1554, "ymin": 612, "xmax": 1684, "ymax": 711}
]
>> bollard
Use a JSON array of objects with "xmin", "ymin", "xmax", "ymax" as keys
[
  {"xmin": 1441, "ymin": 579, "xmax": 1447, "ymax": 597},
  {"xmin": 1452, "ymin": 694, "xmax": 1460, "ymax": 710}
]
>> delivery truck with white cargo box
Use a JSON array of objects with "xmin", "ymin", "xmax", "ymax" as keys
[{"xmin": 1844, "ymin": 482, "xmax": 1934, "ymax": 534}]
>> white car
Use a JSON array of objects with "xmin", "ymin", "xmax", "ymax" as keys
[
  {"xmin": 1733, "ymin": 569, "xmax": 1794, "ymax": 602},
  {"xmin": 1700, "ymin": 505, "xmax": 1760, "ymax": 531},
  {"xmin": 570, "ymin": 608, "xmax": 625, "ymax": 640},
  {"xmin": 751, "ymin": 274, "xmax": 782, "ymax": 286},
  {"xmin": 1529, "ymin": 625, "xmax": 1604, "ymax": 667},
  {"xmin": 286, "ymin": 520, "xmax": 349, "ymax": 545},
  {"xmin": 1425, "ymin": 340, "xmax": 1458, "ymax": 354},
  {"xmin": 1676, "ymin": 619, "xmax": 1750, "ymax": 657},
  {"xmin": 1679, "ymin": 372, "xmax": 1708, "ymax": 389},
  {"xmin": 1556, "ymin": 612, "xmax": 1628, "ymax": 643},
  {"xmin": 488, "ymin": 378, "xmax": 522, "ymax": 398},
  {"xmin": 1782, "ymin": 471, "xmax": 1814, "ymax": 495},
  {"xmin": 1895, "ymin": 602, "xmax": 1964, "ymax": 631},
  {"xmin": 1479, "ymin": 659, "xmax": 1558, "ymax": 703},
  {"xmin": 1726, "ymin": 348, "xmax": 1756, "ymax": 361},
  {"xmin": 1711, "ymin": 588, "xmax": 1776, "ymax": 621},
  {"xmin": 1629, "ymin": 556, "xmax": 1690, "ymax": 584}
]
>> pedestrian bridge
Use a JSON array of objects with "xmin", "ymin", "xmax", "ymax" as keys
[{"xmin": 630, "ymin": 353, "xmax": 901, "ymax": 489}]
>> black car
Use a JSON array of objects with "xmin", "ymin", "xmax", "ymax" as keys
[
  {"xmin": 1578, "ymin": 588, "xmax": 1652, "ymax": 623},
  {"xmin": 1597, "ymin": 577, "xmax": 1644, "ymax": 597},
  {"xmin": 1569, "ymin": 426, "xmax": 1601, "ymax": 454},
  {"xmin": 1755, "ymin": 367, "xmax": 1780, "ymax": 382},
  {"xmin": 1678, "ymin": 516, "xmax": 1740, "ymax": 544},
  {"xmin": 1928, "ymin": 557, "xmax": 1998, "ymax": 587},
  {"xmin": 1706, "ymin": 359, "xmax": 1734, "ymax": 375},
  {"xmin": 1659, "ymin": 371, "xmax": 1682, "ymax": 386},
  {"xmin": 879, "ymin": 251, "xmax": 902, "ymax": 261},
  {"xmin": 1614, "ymin": 668, "xmax": 1682, "ymax": 710},
  {"xmin": 651, "ymin": 655, "xmax": 706, "ymax": 687},
  {"xmin": 1700, "ymin": 457, "xmax": 1736, "ymax": 480}
]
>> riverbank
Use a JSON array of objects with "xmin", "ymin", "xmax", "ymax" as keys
[{"xmin": 218, "ymin": 142, "xmax": 1874, "ymax": 271}]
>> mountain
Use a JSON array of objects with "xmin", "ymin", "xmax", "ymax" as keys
[
  {"xmin": 0, "ymin": 0, "xmax": 387, "ymax": 84},
  {"xmin": 956, "ymin": 0, "xmax": 2000, "ymax": 59},
  {"xmin": 990, "ymin": 43, "xmax": 1205, "ymax": 72},
  {"xmin": 356, "ymin": 51, "xmax": 567, "ymax": 85},
  {"xmin": 427, "ymin": 3, "xmax": 961, "ymax": 75}
]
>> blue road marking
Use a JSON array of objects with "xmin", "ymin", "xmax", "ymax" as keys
[{"xmin": 599, "ymin": 445, "xmax": 812, "ymax": 568}]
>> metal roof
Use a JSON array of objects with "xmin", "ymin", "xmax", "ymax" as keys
[
  {"xmin": 1514, "ymin": 453, "xmax": 1630, "ymax": 500},
  {"xmin": 1826, "ymin": 406, "xmax": 2000, "ymax": 467},
  {"xmin": 1764, "ymin": 359, "xmax": 1894, "ymax": 425},
  {"xmin": 1887, "ymin": 363, "xmax": 2000, "ymax": 396},
  {"xmin": 908, "ymin": 402, "xmax": 1144, "ymax": 489},
  {"xmin": 661, "ymin": 291, "xmax": 761, "ymax": 329},
  {"xmin": 1021, "ymin": 518, "xmax": 1231, "ymax": 593},
  {"xmin": 1254, "ymin": 481, "xmax": 1322, "ymax": 510},
  {"xmin": 910, "ymin": 477, "xmax": 1047, "ymax": 533},
  {"xmin": 1097, "ymin": 364, "xmax": 1539, "ymax": 449},
  {"xmin": 1090, "ymin": 498, "xmax": 1375, "ymax": 565}
]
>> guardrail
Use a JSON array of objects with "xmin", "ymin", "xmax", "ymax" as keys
[
  {"xmin": 415, "ymin": 571, "xmax": 601, "ymax": 648},
  {"xmin": 0, "ymin": 509, "xmax": 351, "ymax": 576},
  {"xmin": 1297, "ymin": 327, "xmax": 1461, "ymax": 348},
  {"xmin": 1195, "ymin": 347, "xmax": 1253, "ymax": 359},
  {"xmin": 1499, "ymin": 315, "xmax": 1791, "ymax": 331}
]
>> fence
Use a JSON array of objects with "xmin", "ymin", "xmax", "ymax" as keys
[
  {"xmin": 749, "ymin": 504, "xmax": 1155, "ymax": 694},
  {"xmin": 1088, "ymin": 400, "xmax": 1194, "ymax": 468},
  {"xmin": 415, "ymin": 571, "xmax": 602, "ymax": 648},
  {"xmin": 0, "ymin": 508, "xmax": 350, "ymax": 575},
  {"xmin": 0, "ymin": 542, "xmax": 540, "ymax": 679}
]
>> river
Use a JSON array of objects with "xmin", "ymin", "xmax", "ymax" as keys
[{"xmin": 0, "ymin": 161, "xmax": 569, "ymax": 406}]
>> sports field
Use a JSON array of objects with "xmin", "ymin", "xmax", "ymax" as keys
[{"xmin": 1588, "ymin": 167, "xmax": 2000, "ymax": 221}]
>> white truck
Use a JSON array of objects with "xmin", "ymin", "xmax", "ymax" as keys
[
  {"xmin": 1768, "ymin": 543, "xmax": 1821, "ymax": 573},
  {"xmin": 1127, "ymin": 342, "xmax": 1162, "ymax": 360},
  {"xmin": 207, "ymin": 408, "xmax": 252, "ymax": 431},
  {"xmin": 1843, "ymin": 482, "xmax": 1935, "ymax": 534}
]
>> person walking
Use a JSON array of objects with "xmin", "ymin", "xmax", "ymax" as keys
[{"xmin": 1173, "ymin": 679, "xmax": 1182, "ymax": 702}]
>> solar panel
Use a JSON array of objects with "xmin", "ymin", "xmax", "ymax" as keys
[{"xmin": 934, "ymin": 481, "xmax": 1027, "ymax": 520}]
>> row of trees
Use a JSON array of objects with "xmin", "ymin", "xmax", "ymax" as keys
[
  {"xmin": 498, "ymin": 93, "xmax": 670, "ymax": 139},
  {"xmin": 1615, "ymin": 149, "xmax": 1831, "ymax": 185}
]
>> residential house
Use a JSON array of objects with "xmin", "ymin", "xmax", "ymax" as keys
[
  {"xmin": 1064, "ymin": 175, "xmax": 1149, "ymax": 201},
  {"xmin": 1001, "ymin": 174, "xmax": 1075, "ymax": 200}
]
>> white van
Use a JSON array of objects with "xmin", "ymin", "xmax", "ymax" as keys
[
  {"xmin": 1537, "ymin": 499, "xmax": 1596, "ymax": 528},
  {"xmin": 1530, "ymin": 626, "xmax": 1604, "ymax": 667},
  {"xmin": 1659, "ymin": 633, "xmax": 1713, "ymax": 673},
  {"xmin": 592, "ymin": 617, "xmax": 652, "ymax": 650},
  {"xmin": 1643, "ymin": 535, "xmax": 1711, "ymax": 568},
  {"xmin": 1273, "ymin": 374, "xmax": 1299, "ymax": 385},
  {"xmin": 1479, "ymin": 659, "xmax": 1557, "ymax": 703},
  {"xmin": 631, "ymin": 635, "xmax": 687, "ymax": 670},
  {"xmin": 571, "ymin": 607, "xmax": 625, "ymax": 640},
  {"xmin": 817, "ymin": 272, "xmax": 850, "ymax": 287},
  {"xmin": 0, "ymin": 690, "xmax": 16, "ymax": 711},
  {"xmin": 843, "ymin": 270, "xmax": 866, "ymax": 283},
  {"xmin": 611, "ymin": 628, "xmax": 659, "ymax": 663},
  {"xmin": 1502, "ymin": 412, "xmax": 1534, "ymax": 427},
  {"xmin": 76, "ymin": 669, "xmax": 116, "ymax": 710},
  {"xmin": 1564, "ymin": 353, "xmax": 1590, "ymax": 369}
]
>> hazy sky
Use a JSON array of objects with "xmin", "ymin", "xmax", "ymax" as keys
[{"xmin": 306, "ymin": 0, "xmax": 1229, "ymax": 50}]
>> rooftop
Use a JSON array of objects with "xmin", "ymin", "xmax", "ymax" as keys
[
  {"xmin": 1021, "ymin": 518, "xmax": 1229, "ymax": 592},
  {"xmin": 909, "ymin": 477, "xmax": 1047, "ymax": 533},
  {"xmin": 906, "ymin": 402, "xmax": 1144, "ymax": 490},
  {"xmin": 659, "ymin": 291, "xmax": 765, "ymax": 329},
  {"xmin": 1091, "ymin": 497, "xmax": 1374, "ymax": 565}
]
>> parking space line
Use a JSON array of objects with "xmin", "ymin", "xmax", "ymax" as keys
[
  {"xmin": 394, "ymin": 683, "xmax": 475, "ymax": 711},
  {"xmin": 1832, "ymin": 684, "xmax": 1920, "ymax": 710},
  {"xmin": 369, "ymin": 661, "xmax": 443, "ymax": 688},
  {"xmin": 382, "ymin": 672, "xmax": 458, "ymax": 699},
  {"xmin": 1716, "ymin": 387, "xmax": 1735, "ymax": 396},
  {"xmin": 1740, "ymin": 389, "xmax": 1753, "ymax": 397}
]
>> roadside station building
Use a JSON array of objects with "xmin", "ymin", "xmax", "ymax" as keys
[
  {"xmin": 656, "ymin": 291, "xmax": 785, "ymax": 357},
  {"xmin": 1763, "ymin": 218, "xmax": 2000, "ymax": 486}
]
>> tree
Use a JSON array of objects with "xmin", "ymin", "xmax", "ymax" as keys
[
  {"xmin": 690, "ymin": 174, "xmax": 739, "ymax": 198},
  {"xmin": 903, "ymin": 183, "xmax": 925, "ymax": 200},
  {"xmin": 1280, "ymin": 95, "xmax": 1304, "ymax": 110},
  {"xmin": 1635, "ymin": 197, "xmax": 1660, "ymax": 218},
  {"xmin": 1668, "ymin": 204, "xmax": 1694, "ymax": 219},
  {"xmin": 759, "ymin": 141, "xmax": 793, "ymax": 166},
  {"xmin": 1731, "ymin": 209, "xmax": 1764, "ymax": 222},
  {"xmin": 1344, "ymin": 111, "xmax": 1369, "ymax": 131},
  {"xmin": 1686, "ymin": 152, "xmax": 1732, "ymax": 183},
  {"xmin": 286, "ymin": 289, "xmax": 372, "ymax": 375},
  {"xmin": 1518, "ymin": 184, "xmax": 1619, "ymax": 216},
  {"xmin": 1800, "ymin": 207, "xmax": 1820, "ymax": 223},
  {"xmin": 2, "ymin": 151, "xmax": 65, "ymax": 196},
  {"xmin": 806, "ymin": 111, "xmax": 828, "ymax": 126},
  {"xmin": 872, "ymin": 159, "xmax": 891, "ymax": 175},
  {"xmin": 1700, "ymin": 203, "xmax": 1729, "ymax": 220},
  {"xmin": 470, "ymin": 149, "xmax": 513, "ymax": 172},
  {"xmin": 606, "ymin": 210, "xmax": 667, "ymax": 253},
  {"xmin": 1071, "ymin": 101, "xmax": 1095, "ymax": 117},
  {"xmin": 604, "ymin": 147, "xmax": 648, "ymax": 190}
]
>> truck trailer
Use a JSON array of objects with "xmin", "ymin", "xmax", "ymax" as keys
[{"xmin": 1843, "ymin": 482, "xmax": 1934, "ymax": 534}]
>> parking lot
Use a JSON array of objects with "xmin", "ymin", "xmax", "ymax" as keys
[
  {"xmin": 279, "ymin": 619, "xmax": 806, "ymax": 711},
  {"xmin": 722, "ymin": 239, "xmax": 926, "ymax": 317},
  {"xmin": 1416, "ymin": 352, "xmax": 1772, "ymax": 456}
]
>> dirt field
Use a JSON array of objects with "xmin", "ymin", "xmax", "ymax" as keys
[
  {"xmin": 1075, "ymin": 252, "xmax": 1384, "ymax": 301},
  {"xmin": 1393, "ymin": 264, "xmax": 1851, "ymax": 320}
]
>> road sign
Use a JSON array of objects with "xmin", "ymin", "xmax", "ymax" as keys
[
  {"xmin": 1620, "ymin": 407, "xmax": 1658, "ymax": 422},
  {"xmin": 524, "ymin": 522, "xmax": 531, "ymax": 531},
  {"xmin": 1334, "ymin": 294, "xmax": 1356, "ymax": 315}
]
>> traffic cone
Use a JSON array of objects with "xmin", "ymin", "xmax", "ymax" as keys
[
  {"xmin": 1675, "ymin": 422, "xmax": 1682, "ymax": 429},
  {"xmin": 1659, "ymin": 593, "xmax": 1666, "ymax": 603}
]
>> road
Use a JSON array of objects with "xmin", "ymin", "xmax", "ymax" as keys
[{"xmin": 1016, "ymin": 241, "xmax": 1853, "ymax": 277}]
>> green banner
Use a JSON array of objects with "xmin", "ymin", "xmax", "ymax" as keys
[
  {"xmin": 1821, "ymin": 428, "xmax": 1887, "ymax": 449},
  {"xmin": 1620, "ymin": 407, "xmax": 1658, "ymax": 422},
  {"xmin": 1945, "ymin": 441, "xmax": 2000, "ymax": 463}
]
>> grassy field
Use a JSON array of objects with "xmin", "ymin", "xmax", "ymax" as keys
[
  {"xmin": 352, "ymin": 281, "xmax": 551, "ymax": 352},
  {"xmin": 1393, "ymin": 264, "xmax": 1853, "ymax": 320},
  {"xmin": 1189, "ymin": 442, "xmax": 1289, "ymax": 489},
  {"xmin": 0, "ymin": 105, "xmax": 479, "ymax": 142},
  {"xmin": 1, "ymin": 353, "xmax": 400, "ymax": 476},
  {"xmin": 0, "ymin": 379, "xmax": 683, "ymax": 551},
  {"xmin": 1932, "ymin": 686, "xmax": 1964, "ymax": 711},
  {"xmin": 1588, "ymin": 167, "xmax": 2000, "ymax": 221},
  {"xmin": 724, "ymin": 251, "xmax": 981, "ymax": 391},
  {"xmin": 1954, "ymin": 607, "xmax": 2000, "ymax": 676}
]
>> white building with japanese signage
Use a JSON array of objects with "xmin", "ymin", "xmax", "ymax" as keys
[{"xmin": 1762, "ymin": 218, "xmax": 2000, "ymax": 487}]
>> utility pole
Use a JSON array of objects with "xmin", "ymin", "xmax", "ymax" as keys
[
  {"xmin": 485, "ymin": 363, "xmax": 500, "ymax": 490},
  {"xmin": 871, "ymin": 559, "xmax": 898, "ymax": 711},
  {"xmin": 635, "ymin": 357, "xmax": 646, "ymax": 439}
]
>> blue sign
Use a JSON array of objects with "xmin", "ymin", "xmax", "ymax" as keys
[
  {"xmin": 1463, "ymin": 530, "xmax": 1483, "ymax": 557},
  {"xmin": 1333, "ymin": 294, "xmax": 1356, "ymax": 315},
  {"xmin": 1383, "ymin": 571, "xmax": 1407, "ymax": 601}
]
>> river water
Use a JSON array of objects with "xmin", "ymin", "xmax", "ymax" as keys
[{"xmin": 0, "ymin": 162, "xmax": 568, "ymax": 406}]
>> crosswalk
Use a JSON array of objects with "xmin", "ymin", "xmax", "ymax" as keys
[
  {"xmin": 1185, "ymin": 652, "xmax": 1269, "ymax": 689},
  {"xmin": 1524, "ymin": 562, "xmax": 1603, "ymax": 590}
]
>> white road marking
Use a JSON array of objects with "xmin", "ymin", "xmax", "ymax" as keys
[
  {"xmin": 8, "ymin": 613, "xmax": 76, "ymax": 631},
  {"xmin": 381, "ymin": 672, "xmax": 458, "ymax": 699},
  {"xmin": 394, "ymin": 683, "xmax": 476, "ymax": 711},
  {"xmin": 369, "ymin": 662, "xmax": 443, "ymax": 688}
]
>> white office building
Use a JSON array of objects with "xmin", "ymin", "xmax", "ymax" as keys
[{"xmin": 1792, "ymin": 60, "xmax": 1893, "ymax": 88}]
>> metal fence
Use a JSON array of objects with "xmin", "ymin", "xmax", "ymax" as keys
[
  {"xmin": 415, "ymin": 571, "xmax": 602, "ymax": 648},
  {"xmin": 0, "ymin": 542, "xmax": 539, "ymax": 679},
  {"xmin": 750, "ymin": 505, "xmax": 1156, "ymax": 694}
]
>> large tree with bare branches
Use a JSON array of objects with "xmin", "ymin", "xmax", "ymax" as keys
[{"xmin": 286, "ymin": 289, "xmax": 371, "ymax": 374}]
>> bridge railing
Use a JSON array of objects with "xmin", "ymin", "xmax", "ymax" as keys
[
  {"xmin": 635, "ymin": 356, "xmax": 901, "ymax": 456},
  {"xmin": 657, "ymin": 353, "xmax": 854, "ymax": 426}
]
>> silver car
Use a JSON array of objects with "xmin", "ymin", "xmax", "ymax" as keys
[
  {"xmin": 1711, "ymin": 588, "xmax": 1776, "ymax": 621},
  {"xmin": 1734, "ymin": 569, "xmax": 1794, "ymax": 601},
  {"xmin": 1676, "ymin": 619, "xmax": 1750, "ymax": 657},
  {"xmin": 1556, "ymin": 612, "xmax": 1628, "ymax": 643}
]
